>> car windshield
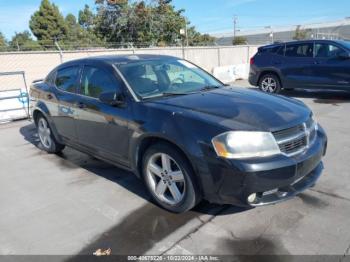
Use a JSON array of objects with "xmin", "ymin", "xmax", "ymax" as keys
[
  {"xmin": 337, "ymin": 40, "xmax": 350, "ymax": 50},
  {"xmin": 116, "ymin": 59, "xmax": 223, "ymax": 99}
]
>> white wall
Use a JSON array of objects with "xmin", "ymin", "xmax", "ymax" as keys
[
  {"xmin": 0, "ymin": 45, "xmax": 259, "ymax": 87},
  {"xmin": 0, "ymin": 45, "xmax": 259, "ymax": 121}
]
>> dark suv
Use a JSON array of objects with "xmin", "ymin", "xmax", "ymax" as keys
[
  {"xmin": 249, "ymin": 40, "xmax": 350, "ymax": 93},
  {"xmin": 30, "ymin": 55, "xmax": 327, "ymax": 213}
]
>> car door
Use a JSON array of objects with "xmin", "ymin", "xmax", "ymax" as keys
[
  {"xmin": 50, "ymin": 65, "xmax": 80, "ymax": 142},
  {"xmin": 312, "ymin": 42, "xmax": 350, "ymax": 89},
  {"xmin": 74, "ymin": 63, "xmax": 131, "ymax": 165},
  {"xmin": 281, "ymin": 42, "xmax": 315, "ymax": 88}
]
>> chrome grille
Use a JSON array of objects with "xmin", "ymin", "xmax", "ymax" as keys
[{"xmin": 273, "ymin": 118, "xmax": 317, "ymax": 156}]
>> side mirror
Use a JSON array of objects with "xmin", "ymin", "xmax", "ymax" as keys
[
  {"xmin": 99, "ymin": 91, "xmax": 125, "ymax": 107},
  {"xmin": 337, "ymin": 51, "xmax": 350, "ymax": 59}
]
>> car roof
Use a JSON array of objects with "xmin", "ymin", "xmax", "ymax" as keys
[
  {"xmin": 262, "ymin": 39, "xmax": 350, "ymax": 47},
  {"xmin": 59, "ymin": 54, "xmax": 179, "ymax": 68}
]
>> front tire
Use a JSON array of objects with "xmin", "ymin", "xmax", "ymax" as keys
[
  {"xmin": 259, "ymin": 74, "xmax": 281, "ymax": 94},
  {"xmin": 142, "ymin": 143, "xmax": 200, "ymax": 213},
  {"xmin": 36, "ymin": 115, "xmax": 65, "ymax": 154}
]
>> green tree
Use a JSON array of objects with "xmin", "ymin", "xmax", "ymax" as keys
[
  {"xmin": 64, "ymin": 13, "xmax": 105, "ymax": 49},
  {"xmin": 94, "ymin": 0, "xmax": 211, "ymax": 47},
  {"xmin": 293, "ymin": 25, "xmax": 311, "ymax": 40},
  {"xmin": 29, "ymin": 0, "xmax": 67, "ymax": 47},
  {"xmin": 78, "ymin": 5, "xmax": 95, "ymax": 29},
  {"xmin": 0, "ymin": 32, "xmax": 7, "ymax": 51},
  {"xmin": 186, "ymin": 27, "xmax": 215, "ymax": 46},
  {"xmin": 9, "ymin": 31, "xmax": 41, "ymax": 51},
  {"xmin": 64, "ymin": 13, "xmax": 80, "ymax": 47},
  {"xmin": 232, "ymin": 36, "xmax": 247, "ymax": 45},
  {"xmin": 153, "ymin": 0, "xmax": 186, "ymax": 46},
  {"xmin": 95, "ymin": 0, "xmax": 134, "ymax": 46}
]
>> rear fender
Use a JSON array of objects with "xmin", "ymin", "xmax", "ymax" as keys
[{"xmin": 32, "ymin": 102, "xmax": 63, "ymax": 144}]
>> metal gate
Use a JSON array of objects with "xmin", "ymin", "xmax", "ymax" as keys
[{"xmin": 0, "ymin": 71, "xmax": 30, "ymax": 123}]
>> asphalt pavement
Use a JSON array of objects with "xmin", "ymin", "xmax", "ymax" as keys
[{"xmin": 1, "ymin": 81, "xmax": 350, "ymax": 260}]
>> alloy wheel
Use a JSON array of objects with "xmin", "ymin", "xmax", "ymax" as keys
[
  {"xmin": 38, "ymin": 118, "xmax": 52, "ymax": 149},
  {"xmin": 261, "ymin": 77, "xmax": 277, "ymax": 93},
  {"xmin": 146, "ymin": 153, "xmax": 186, "ymax": 206}
]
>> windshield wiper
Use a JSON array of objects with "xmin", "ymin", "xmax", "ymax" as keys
[
  {"xmin": 199, "ymin": 85, "xmax": 221, "ymax": 92},
  {"xmin": 161, "ymin": 92, "xmax": 191, "ymax": 97},
  {"xmin": 143, "ymin": 92, "xmax": 191, "ymax": 100}
]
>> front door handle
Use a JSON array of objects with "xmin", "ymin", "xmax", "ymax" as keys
[{"xmin": 47, "ymin": 94, "xmax": 53, "ymax": 100}]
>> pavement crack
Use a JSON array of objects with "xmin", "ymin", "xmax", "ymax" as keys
[
  {"xmin": 310, "ymin": 189, "xmax": 350, "ymax": 202},
  {"xmin": 160, "ymin": 205, "xmax": 230, "ymax": 255}
]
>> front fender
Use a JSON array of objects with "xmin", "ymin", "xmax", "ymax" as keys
[{"xmin": 128, "ymin": 106, "xmax": 225, "ymax": 199}]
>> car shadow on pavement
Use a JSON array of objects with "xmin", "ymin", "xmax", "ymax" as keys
[
  {"xmin": 20, "ymin": 123, "xmax": 252, "ymax": 256},
  {"xmin": 248, "ymin": 86, "xmax": 350, "ymax": 105},
  {"xmin": 280, "ymin": 89, "xmax": 350, "ymax": 105}
]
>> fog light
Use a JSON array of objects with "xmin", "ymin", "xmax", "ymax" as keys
[{"xmin": 248, "ymin": 193, "xmax": 257, "ymax": 203}]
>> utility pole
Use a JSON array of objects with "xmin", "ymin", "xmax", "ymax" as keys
[
  {"xmin": 180, "ymin": 17, "xmax": 189, "ymax": 47},
  {"xmin": 265, "ymin": 26, "xmax": 274, "ymax": 44},
  {"xmin": 54, "ymin": 39, "xmax": 63, "ymax": 64},
  {"xmin": 233, "ymin": 15, "xmax": 238, "ymax": 40},
  {"xmin": 185, "ymin": 17, "xmax": 189, "ymax": 47}
]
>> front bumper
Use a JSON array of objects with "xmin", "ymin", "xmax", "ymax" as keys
[
  {"xmin": 200, "ymin": 127, "xmax": 327, "ymax": 207},
  {"xmin": 249, "ymin": 162, "xmax": 323, "ymax": 206}
]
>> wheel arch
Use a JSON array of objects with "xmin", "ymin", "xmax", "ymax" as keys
[
  {"xmin": 32, "ymin": 101, "xmax": 51, "ymax": 124},
  {"xmin": 133, "ymin": 135, "xmax": 200, "ymax": 189},
  {"xmin": 258, "ymin": 70, "xmax": 283, "ymax": 88},
  {"xmin": 32, "ymin": 105, "xmax": 63, "ymax": 144}
]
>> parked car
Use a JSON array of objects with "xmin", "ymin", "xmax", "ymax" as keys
[
  {"xmin": 249, "ymin": 40, "xmax": 350, "ymax": 93},
  {"xmin": 30, "ymin": 55, "xmax": 327, "ymax": 213}
]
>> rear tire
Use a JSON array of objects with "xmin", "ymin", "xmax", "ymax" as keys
[
  {"xmin": 259, "ymin": 74, "xmax": 281, "ymax": 94},
  {"xmin": 36, "ymin": 114, "xmax": 65, "ymax": 154},
  {"xmin": 142, "ymin": 143, "xmax": 200, "ymax": 213}
]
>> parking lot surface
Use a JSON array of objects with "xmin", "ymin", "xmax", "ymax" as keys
[{"xmin": 1, "ymin": 81, "xmax": 350, "ymax": 259}]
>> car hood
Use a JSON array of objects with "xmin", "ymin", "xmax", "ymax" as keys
[{"xmin": 151, "ymin": 87, "xmax": 311, "ymax": 132}]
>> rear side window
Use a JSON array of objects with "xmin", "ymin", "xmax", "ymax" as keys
[
  {"xmin": 55, "ymin": 66, "xmax": 80, "ymax": 93},
  {"xmin": 276, "ymin": 45, "xmax": 285, "ymax": 56},
  {"xmin": 285, "ymin": 43, "xmax": 314, "ymax": 58},
  {"xmin": 45, "ymin": 70, "xmax": 56, "ymax": 85},
  {"xmin": 80, "ymin": 66, "xmax": 119, "ymax": 99}
]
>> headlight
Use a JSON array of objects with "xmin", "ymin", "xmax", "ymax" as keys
[{"xmin": 212, "ymin": 131, "xmax": 281, "ymax": 159}]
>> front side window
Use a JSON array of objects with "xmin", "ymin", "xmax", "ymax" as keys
[
  {"xmin": 80, "ymin": 66, "xmax": 119, "ymax": 99},
  {"xmin": 116, "ymin": 59, "xmax": 222, "ymax": 99},
  {"xmin": 55, "ymin": 66, "xmax": 80, "ymax": 93},
  {"xmin": 315, "ymin": 43, "xmax": 343, "ymax": 58},
  {"xmin": 285, "ymin": 43, "xmax": 314, "ymax": 58}
]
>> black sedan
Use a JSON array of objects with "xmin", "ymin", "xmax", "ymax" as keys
[{"xmin": 30, "ymin": 55, "xmax": 327, "ymax": 213}]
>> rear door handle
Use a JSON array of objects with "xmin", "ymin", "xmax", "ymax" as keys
[
  {"xmin": 77, "ymin": 102, "xmax": 86, "ymax": 109},
  {"xmin": 46, "ymin": 94, "xmax": 53, "ymax": 100}
]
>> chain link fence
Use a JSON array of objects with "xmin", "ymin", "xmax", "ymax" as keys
[
  {"xmin": 0, "ymin": 45, "xmax": 259, "ymax": 85},
  {"xmin": 0, "ymin": 45, "xmax": 259, "ymax": 122}
]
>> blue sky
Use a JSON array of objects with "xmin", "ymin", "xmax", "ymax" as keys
[{"xmin": 1, "ymin": 0, "xmax": 350, "ymax": 39}]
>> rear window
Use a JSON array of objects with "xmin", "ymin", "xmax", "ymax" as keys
[{"xmin": 259, "ymin": 45, "xmax": 282, "ymax": 54}]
